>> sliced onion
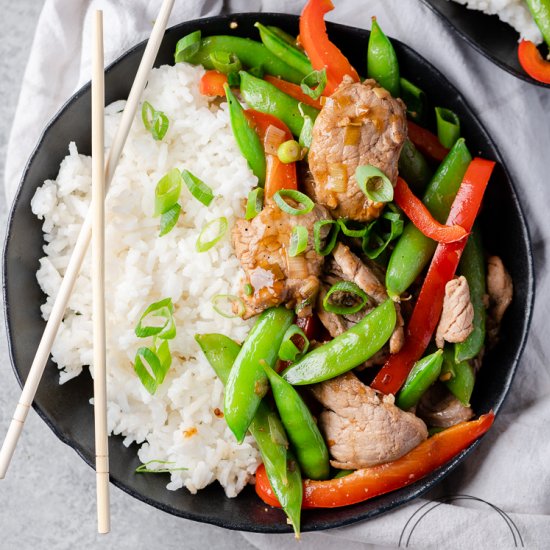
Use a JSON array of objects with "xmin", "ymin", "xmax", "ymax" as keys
[{"xmin": 286, "ymin": 252, "xmax": 309, "ymax": 279}]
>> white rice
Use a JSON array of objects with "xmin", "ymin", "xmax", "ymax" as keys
[
  {"xmin": 451, "ymin": 0, "xmax": 543, "ymax": 43},
  {"xmin": 31, "ymin": 62, "xmax": 262, "ymax": 497}
]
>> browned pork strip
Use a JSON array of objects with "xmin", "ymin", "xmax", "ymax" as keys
[
  {"xmin": 486, "ymin": 256, "xmax": 513, "ymax": 345},
  {"xmin": 308, "ymin": 77, "xmax": 407, "ymax": 221},
  {"xmin": 232, "ymin": 201, "xmax": 330, "ymax": 318},
  {"xmin": 311, "ymin": 372, "xmax": 428, "ymax": 469},
  {"xmin": 417, "ymin": 384, "xmax": 474, "ymax": 428}
]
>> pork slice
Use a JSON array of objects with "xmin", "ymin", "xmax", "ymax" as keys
[
  {"xmin": 311, "ymin": 373, "xmax": 428, "ymax": 469},
  {"xmin": 486, "ymin": 256, "xmax": 513, "ymax": 346},
  {"xmin": 417, "ymin": 384, "xmax": 474, "ymax": 428},
  {"xmin": 308, "ymin": 77, "xmax": 407, "ymax": 221}
]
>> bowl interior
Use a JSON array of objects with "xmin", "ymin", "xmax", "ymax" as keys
[{"xmin": 2, "ymin": 13, "xmax": 534, "ymax": 533}]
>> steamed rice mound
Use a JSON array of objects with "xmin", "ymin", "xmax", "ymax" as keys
[{"xmin": 31, "ymin": 63, "xmax": 261, "ymax": 497}]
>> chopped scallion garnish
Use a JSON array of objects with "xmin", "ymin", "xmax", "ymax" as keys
[
  {"xmin": 356, "ymin": 165, "xmax": 394, "ymax": 203},
  {"xmin": 181, "ymin": 169, "xmax": 214, "ymax": 206},
  {"xmin": 159, "ymin": 203, "xmax": 181, "ymax": 236},
  {"xmin": 323, "ymin": 281, "xmax": 370, "ymax": 315},
  {"xmin": 133, "ymin": 344, "xmax": 172, "ymax": 395},
  {"xmin": 273, "ymin": 189, "xmax": 314, "ymax": 216},
  {"xmin": 300, "ymin": 68, "xmax": 327, "ymax": 100},
  {"xmin": 298, "ymin": 103, "xmax": 313, "ymax": 150},
  {"xmin": 245, "ymin": 188, "xmax": 264, "ymax": 220},
  {"xmin": 196, "ymin": 217, "xmax": 228, "ymax": 252},
  {"xmin": 174, "ymin": 30, "xmax": 201, "ymax": 63},
  {"xmin": 435, "ymin": 106, "xmax": 461, "ymax": 149},
  {"xmin": 278, "ymin": 324, "xmax": 309, "ymax": 362},
  {"xmin": 337, "ymin": 218, "xmax": 368, "ymax": 238},
  {"xmin": 135, "ymin": 460, "xmax": 188, "ymax": 474},
  {"xmin": 288, "ymin": 225, "xmax": 308, "ymax": 257},
  {"xmin": 362, "ymin": 205, "xmax": 403, "ymax": 260},
  {"xmin": 209, "ymin": 51, "xmax": 242, "ymax": 74},
  {"xmin": 313, "ymin": 219, "xmax": 340, "ymax": 256},
  {"xmin": 211, "ymin": 294, "xmax": 245, "ymax": 318},
  {"xmin": 142, "ymin": 101, "xmax": 169, "ymax": 141},
  {"xmin": 135, "ymin": 297, "xmax": 176, "ymax": 339},
  {"xmin": 154, "ymin": 168, "xmax": 182, "ymax": 216}
]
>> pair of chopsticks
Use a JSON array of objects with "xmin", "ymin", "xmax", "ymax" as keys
[{"xmin": 0, "ymin": 0, "xmax": 175, "ymax": 534}]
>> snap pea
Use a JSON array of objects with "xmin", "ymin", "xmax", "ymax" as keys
[
  {"xmin": 395, "ymin": 349, "xmax": 443, "ymax": 410},
  {"xmin": 386, "ymin": 138, "xmax": 472, "ymax": 299},
  {"xmin": 267, "ymin": 26, "xmax": 301, "ymax": 49},
  {"xmin": 264, "ymin": 365, "xmax": 330, "ymax": 480},
  {"xmin": 398, "ymin": 139, "xmax": 433, "ymax": 194},
  {"xmin": 224, "ymin": 83, "xmax": 266, "ymax": 186},
  {"xmin": 225, "ymin": 307, "xmax": 294, "ymax": 443},
  {"xmin": 282, "ymin": 300, "xmax": 397, "ymax": 385},
  {"xmin": 441, "ymin": 347, "xmax": 475, "ymax": 407},
  {"xmin": 239, "ymin": 71, "xmax": 319, "ymax": 137},
  {"xmin": 525, "ymin": 0, "xmax": 550, "ymax": 47},
  {"xmin": 400, "ymin": 77, "xmax": 427, "ymax": 123},
  {"xmin": 188, "ymin": 35, "xmax": 305, "ymax": 84},
  {"xmin": 195, "ymin": 333, "xmax": 302, "ymax": 537},
  {"xmin": 456, "ymin": 227, "xmax": 486, "ymax": 362},
  {"xmin": 367, "ymin": 17, "xmax": 400, "ymax": 97},
  {"xmin": 435, "ymin": 107, "xmax": 461, "ymax": 149},
  {"xmin": 255, "ymin": 22, "xmax": 313, "ymax": 76}
]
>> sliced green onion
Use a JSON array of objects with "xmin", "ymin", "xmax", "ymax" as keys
[
  {"xmin": 289, "ymin": 225, "xmax": 308, "ymax": 257},
  {"xmin": 435, "ymin": 107, "xmax": 461, "ymax": 149},
  {"xmin": 227, "ymin": 71, "xmax": 241, "ymax": 87},
  {"xmin": 362, "ymin": 206, "xmax": 404, "ymax": 260},
  {"xmin": 273, "ymin": 189, "xmax": 314, "ymax": 216},
  {"xmin": 245, "ymin": 188, "xmax": 264, "ymax": 220},
  {"xmin": 174, "ymin": 30, "xmax": 201, "ymax": 63},
  {"xmin": 141, "ymin": 101, "xmax": 169, "ymax": 141},
  {"xmin": 356, "ymin": 165, "xmax": 394, "ymax": 203},
  {"xmin": 196, "ymin": 217, "xmax": 228, "ymax": 252},
  {"xmin": 134, "ymin": 347, "xmax": 161, "ymax": 394},
  {"xmin": 337, "ymin": 218, "xmax": 368, "ymax": 238},
  {"xmin": 298, "ymin": 103, "xmax": 313, "ymax": 150},
  {"xmin": 277, "ymin": 140, "xmax": 301, "ymax": 164},
  {"xmin": 278, "ymin": 324, "xmax": 309, "ymax": 362},
  {"xmin": 155, "ymin": 338, "xmax": 172, "ymax": 374},
  {"xmin": 209, "ymin": 51, "xmax": 242, "ymax": 74},
  {"xmin": 154, "ymin": 168, "xmax": 182, "ymax": 216},
  {"xmin": 244, "ymin": 283, "xmax": 253, "ymax": 296},
  {"xmin": 313, "ymin": 219, "xmax": 340, "ymax": 256},
  {"xmin": 300, "ymin": 68, "xmax": 327, "ymax": 100},
  {"xmin": 135, "ymin": 297, "xmax": 176, "ymax": 340},
  {"xmin": 323, "ymin": 281, "xmax": 369, "ymax": 315},
  {"xmin": 268, "ymin": 412, "xmax": 289, "ymax": 447},
  {"xmin": 400, "ymin": 77, "xmax": 427, "ymax": 123},
  {"xmin": 181, "ymin": 169, "xmax": 214, "ymax": 206},
  {"xmin": 135, "ymin": 460, "xmax": 188, "ymax": 474},
  {"xmin": 211, "ymin": 294, "xmax": 245, "ymax": 318},
  {"xmin": 159, "ymin": 203, "xmax": 181, "ymax": 236}
]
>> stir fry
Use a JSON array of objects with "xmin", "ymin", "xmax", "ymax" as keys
[{"xmin": 168, "ymin": 0, "xmax": 514, "ymax": 537}]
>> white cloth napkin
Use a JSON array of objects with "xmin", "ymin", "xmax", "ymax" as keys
[{"xmin": 4, "ymin": 0, "xmax": 550, "ymax": 548}]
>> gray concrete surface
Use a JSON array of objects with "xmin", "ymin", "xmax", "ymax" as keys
[{"xmin": 0, "ymin": 2, "xmax": 258, "ymax": 549}]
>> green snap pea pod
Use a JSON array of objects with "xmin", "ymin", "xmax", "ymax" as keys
[
  {"xmin": 386, "ymin": 138, "xmax": 472, "ymax": 299},
  {"xmin": 267, "ymin": 26, "xmax": 302, "ymax": 49},
  {"xmin": 400, "ymin": 77, "xmax": 427, "ymax": 123},
  {"xmin": 395, "ymin": 349, "xmax": 444, "ymax": 410},
  {"xmin": 263, "ymin": 366, "xmax": 330, "ymax": 480},
  {"xmin": 224, "ymin": 83, "xmax": 266, "ymax": 185},
  {"xmin": 255, "ymin": 23, "xmax": 313, "ymax": 76},
  {"xmin": 239, "ymin": 71, "xmax": 319, "ymax": 137},
  {"xmin": 225, "ymin": 307, "xmax": 294, "ymax": 443},
  {"xmin": 435, "ymin": 107, "xmax": 461, "ymax": 149},
  {"xmin": 525, "ymin": 0, "xmax": 550, "ymax": 47},
  {"xmin": 333, "ymin": 469, "xmax": 355, "ymax": 478},
  {"xmin": 195, "ymin": 333, "xmax": 302, "ymax": 537},
  {"xmin": 282, "ymin": 300, "xmax": 396, "ymax": 385},
  {"xmin": 441, "ymin": 347, "xmax": 475, "ymax": 407},
  {"xmin": 188, "ymin": 35, "xmax": 304, "ymax": 84},
  {"xmin": 367, "ymin": 18, "xmax": 400, "ymax": 97},
  {"xmin": 455, "ymin": 227, "xmax": 486, "ymax": 362},
  {"xmin": 398, "ymin": 139, "xmax": 433, "ymax": 194}
]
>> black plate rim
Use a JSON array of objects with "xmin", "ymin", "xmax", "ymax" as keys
[
  {"xmin": 419, "ymin": 0, "xmax": 550, "ymax": 89},
  {"xmin": 2, "ymin": 12, "xmax": 535, "ymax": 534}
]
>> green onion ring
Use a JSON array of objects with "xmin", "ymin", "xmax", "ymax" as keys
[
  {"xmin": 134, "ymin": 346, "xmax": 162, "ymax": 395},
  {"xmin": 355, "ymin": 165, "xmax": 394, "ymax": 203},
  {"xmin": 211, "ymin": 294, "xmax": 246, "ymax": 318},
  {"xmin": 135, "ymin": 297, "xmax": 176, "ymax": 339},
  {"xmin": 300, "ymin": 68, "xmax": 327, "ymax": 100},
  {"xmin": 298, "ymin": 103, "xmax": 313, "ymax": 150},
  {"xmin": 289, "ymin": 225, "xmax": 308, "ymax": 257},
  {"xmin": 141, "ymin": 101, "xmax": 169, "ymax": 141},
  {"xmin": 435, "ymin": 106, "xmax": 461, "ymax": 149},
  {"xmin": 154, "ymin": 168, "xmax": 182, "ymax": 216},
  {"xmin": 196, "ymin": 217, "xmax": 228, "ymax": 252},
  {"xmin": 159, "ymin": 203, "xmax": 181, "ymax": 236},
  {"xmin": 135, "ymin": 460, "xmax": 188, "ymax": 474},
  {"xmin": 174, "ymin": 30, "xmax": 201, "ymax": 63},
  {"xmin": 322, "ymin": 281, "xmax": 370, "ymax": 315},
  {"xmin": 245, "ymin": 188, "xmax": 264, "ymax": 220},
  {"xmin": 278, "ymin": 324, "xmax": 310, "ymax": 362},
  {"xmin": 273, "ymin": 189, "xmax": 314, "ymax": 216},
  {"xmin": 209, "ymin": 51, "xmax": 242, "ymax": 74},
  {"xmin": 337, "ymin": 218, "xmax": 368, "ymax": 238},
  {"xmin": 313, "ymin": 219, "xmax": 340, "ymax": 256},
  {"xmin": 182, "ymin": 169, "xmax": 214, "ymax": 206}
]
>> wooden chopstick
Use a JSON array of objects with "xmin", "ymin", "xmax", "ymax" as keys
[
  {"xmin": 0, "ymin": 0, "xmax": 176, "ymax": 479},
  {"xmin": 92, "ymin": 10, "xmax": 110, "ymax": 535}
]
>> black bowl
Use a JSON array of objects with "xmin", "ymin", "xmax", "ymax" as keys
[
  {"xmin": 2, "ymin": 13, "xmax": 534, "ymax": 534},
  {"xmin": 420, "ymin": 0, "xmax": 550, "ymax": 88}
]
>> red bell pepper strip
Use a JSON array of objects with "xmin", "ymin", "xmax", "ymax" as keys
[
  {"xmin": 394, "ymin": 177, "xmax": 468, "ymax": 244},
  {"xmin": 264, "ymin": 75, "xmax": 323, "ymax": 109},
  {"xmin": 517, "ymin": 39, "xmax": 550, "ymax": 84},
  {"xmin": 407, "ymin": 120, "xmax": 449, "ymax": 163},
  {"xmin": 372, "ymin": 158, "xmax": 495, "ymax": 395},
  {"xmin": 300, "ymin": 0, "xmax": 360, "ymax": 95},
  {"xmin": 244, "ymin": 110, "xmax": 298, "ymax": 198},
  {"xmin": 256, "ymin": 412, "xmax": 495, "ymax": 508},
  {"xmin": 199, "ymin": 70, "xmax": 228, "ymax": 96}
]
